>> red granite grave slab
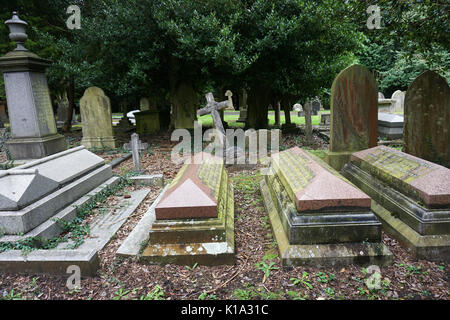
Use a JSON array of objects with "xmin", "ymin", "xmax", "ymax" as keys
[
  {"xmin": 351, "ymin": 146, "xmax": 450, "ymax": 207},
  {"xmin": 274, "ymin": 147, "xmax": 371, "ymax": 212},
  {"xmin": 155, "ymin": 153, "xmax": 223, "ymax": 220}
]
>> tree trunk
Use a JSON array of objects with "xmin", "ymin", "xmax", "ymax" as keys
[{"xmin": 246, "ymin": 86, "xmax": 270, "ymax": 129}]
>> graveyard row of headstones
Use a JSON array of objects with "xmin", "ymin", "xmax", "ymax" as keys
[{"xmin": 0, "ymin": 13, "xmax": 448, "ymax": 276}]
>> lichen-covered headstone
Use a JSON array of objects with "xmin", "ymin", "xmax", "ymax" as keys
[
  {"xmin": 80, "ymin": 87, "xmax": 116, "ymax": 149},
  {"xmin": 404, "ymin": 70, "xmax": 450, "ymax": 167},
  {"xmin": 326, "ymin": 64, "xmax": 378, "ymax": 170}
]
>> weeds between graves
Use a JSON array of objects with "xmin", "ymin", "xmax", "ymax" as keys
[{"xmin": 0, "ymin": 173, "xmax": 135, "ymax": 255}]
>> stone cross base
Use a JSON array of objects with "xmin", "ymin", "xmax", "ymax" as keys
[{"xmin": 5, "ymin": 134, "xmax": 66, "ymax": 160}]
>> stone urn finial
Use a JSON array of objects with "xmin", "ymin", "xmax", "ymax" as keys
[{"xmin": 5, "ymin": 11, "xmax": 29, "ymax": 51}]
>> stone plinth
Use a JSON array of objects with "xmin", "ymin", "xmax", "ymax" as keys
[
  {"xmin": 0, "ymin": 146, "xmax": 113, "ymax": 234},
  {"xmin": 325, "ymin": 65, "xmax": 378, "ymax": 171},
  {"xmin": 0, "ymin": 50, "xmax": 66, "ymax": 159},
  {"xmin": 343, "ymin": 146, "xmax": 450, "ymax": 261},
  {"xmin": 80, "ymin": 87, "xmax": 116, "ymax": 149},
  {"xmin": 378, "ymin": 113, "xmax": 404, "ymax": 140},
  {"xmin": 404, "ymin": 71, "xmax": 450, "ymax": 167},
  {"xmin": 261, "ymin": 147, "xmax": 392, "ymax": 266},
  {"xmin": 135, "ymin": 110, "xmax": 160, "ymax": 135}
]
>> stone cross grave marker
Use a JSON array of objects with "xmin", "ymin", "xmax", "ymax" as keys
[
  {"xmin": 198, "ymin": 93, "xmax": 243, "ymax": 160},
  {"xmin": 123, "ymin": 133, "xmax": 148, "ymax": 173},
  {"xmin": 225, "ymin": 90, "xmax": 234, "ymax": 109}
]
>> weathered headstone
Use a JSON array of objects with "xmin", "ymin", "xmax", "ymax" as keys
[
  {"xmin": 391, "ymin": 90, "xmax": 405, "ymax": 113},
  {"xmin": 320, "ymin": 112, "xmax": 330, "ymax": 126},
  {"xmin": 224, "ymin": 90, "xmax": 234, "ymax": 110},
  {"xmin": 172, "ymin": 82, "xmax": 197, "ymax": 129},
  {"xmin": 0, "ymin": 13, "xmax": 66, "ymax": 159},
  {"xmin": 135, "ymin": 110, "xmax": 160, "ymax": 135},
  {"xmin": 123, "ymin": 133, "xmax": 148, "ymax": 173},
  {"xmin": 56, "ymin": 93, "xmax": 69, "ymax": 126},
  {"xmin": 237, "ymin": 88, "xmax": 248, "ymax": 123},
  {"xmin": 404, "ymin": 70, "xmax": 450, "ymax": 167},
  {"xmin": 124, "ymin": 153, "xmax": 235, "ymax": 265},
  {"xmin": 343, "ymin": 146, "xmax": 450, "ymax": 261},
  {"xmin": 261, "ymin": 147, "xmax": 392, "ymax": 266},
  {"xmin": 311, "ymin": 99, "xmax": 321, "ymax": 115},
  {"xmin": 140, "ymin": 97, "xmax": 151, "ymax": 112},
  {"xmin": 293, "ymin": 103, "xmax": 302, "ymax": 112},
  {"xmin": 325, "ymin": 64, "xmax": 378, "ymax": 171},
  {"xmin": 378, "ymin": 112, "xmax": 403, "ymax": 140},
  {"xmin": 378, "ymin": 92, "xmax": 385, "ymax": 99},
  {"xmin": 80, "ymin": 87, "xmax": 116, "ymax": 149}
]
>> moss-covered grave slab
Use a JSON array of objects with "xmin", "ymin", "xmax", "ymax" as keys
[
  {"xmin": 343, "ymin": 146, "xmax": 450, "ymax": 261},
  {"xmin": 261, "ymin": 147, "xmax": 392, "ymax": 266}
]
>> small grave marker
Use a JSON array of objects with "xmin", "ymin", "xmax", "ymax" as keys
[{"xmin": 123, "ymin": 133, "xmax": 148, "ymax": 173}]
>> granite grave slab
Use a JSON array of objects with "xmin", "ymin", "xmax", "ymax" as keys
[
  {"xmin": 342, "ymin": 146, "xmax": 450, "ymax": 260},
  {"xmin": 261, "ymin": 147, "xmax": 392, "ymax": 266}
]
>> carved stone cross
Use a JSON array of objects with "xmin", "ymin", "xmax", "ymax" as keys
[
  {"xmin": 225, "ymin": 90, "xmax": 233, "ymax": 109},
  {"xmin": 197, "ymin": 92, "xmax": 231, "ymax": 135},
  {"xmin": 123, "ymin": 133, "xmax": 148, "ymax": 172}
]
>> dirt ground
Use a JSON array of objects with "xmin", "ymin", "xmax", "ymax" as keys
[{"xmin": 0, "ymin": 129, "xmax": 448, "ymax": 300}]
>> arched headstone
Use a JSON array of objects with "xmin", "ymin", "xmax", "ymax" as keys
[
  {"xmin": 80, "ymin": 87, "xmax": 116, "ymax": 149},
  {"xmin": 404, "ymin": 70, "xmax": 450, "ymax": 166},
  {"xmin": 391, "ymin": 90, "xmax": 405, "ymax": 113},
  {"xmin": 326, "ymin": 64, "xmax": 378, "ymax": 170}
]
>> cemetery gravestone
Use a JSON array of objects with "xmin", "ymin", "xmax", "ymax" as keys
[
  {"xmin": 80, "ymin": 87, "xmax": 116, "ymax": 149},
  {"xmin": 124, "ymin": 153, "xmax": 235, "ymax": 265},
  {"xmin": 391, "ymin": 90, "xmax": 405, "ymax": 113},
  {"xmin": 135, "ymin": 110, "xmax": 160, "ymax": 135},
  {"xmin": 225, "ymin": 90, "xmax": 234, "ymax": 110},
  {"xmin": 237, "ymin": 89, "xmax": 248, "ymax": 123},
  {"xmin": 325, "ymin": 64, "xmax": 378, "ymax": 171},
  {"xmin": 140, "ymin": 97, "xmax": 153, "ymax": 112},
  {"xmin": 404, "ymin": 70, "xmax": 450, "ymax": 167},
  {"xmin": 0, "ymin": 12, "xmax": 66, "ymax": 159},
  {"xmin": 343, "ymin": 146, "xmax": 450, "ymax": 261},
  {"xmin": 260, "ymin": 147, "xmax": 392, "ymax": 266},
  {"xmin": 123, "ymin": 133, "xmax": 148, "ymax": 173},
  {"xmin": 311, "ymin": 99, "xmax": 321, "ymax": 115},
  {"xmin": 320, "ymin": 112, "xmax": 330, "ymax": 126},
  {"xmin": 56, "ymin": 93, "xmax": 69, "ymax": 126}
]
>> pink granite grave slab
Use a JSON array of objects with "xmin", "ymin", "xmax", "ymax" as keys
[
  {"xmin": 351, "ymin": 146, "xmax": 450, "ymax": 207},
  {"xmin": 155, "ymin": 153, "xmax": 223, "ymax": 220},
  {"xmin": 275, "ymin": 147, "xmax": 371, "ymax": 212}
]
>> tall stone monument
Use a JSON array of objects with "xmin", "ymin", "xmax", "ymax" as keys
[
  {"xmin": 404, "ymin": 70, "xmax": 450, "ymax": 167},
  {"xmin": 80, "ymin": 87, "xmax": 116, "ymax": 149},
  {"xmin": 325, "ymin": 64, "xmax": 378, "ymax": 171},
  {"xmin": 0, "ymin": 12, "xmax": 66, "ymax": 159}
]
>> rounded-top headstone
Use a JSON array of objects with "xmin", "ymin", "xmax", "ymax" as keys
[
  {"xmin": 404, "ymin": 70, "xmax": 450, "ymax": 166},
  {"xmin": 80, "ymin": 86, "xmax": 116, "ymax": 149},
  {"xmin": 329, "ymin": 64, "xmax": 378, "ymax": 153},
  {"xmin": 378, "ymin": 92, "xmax": 385, "ymax": 99}
]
